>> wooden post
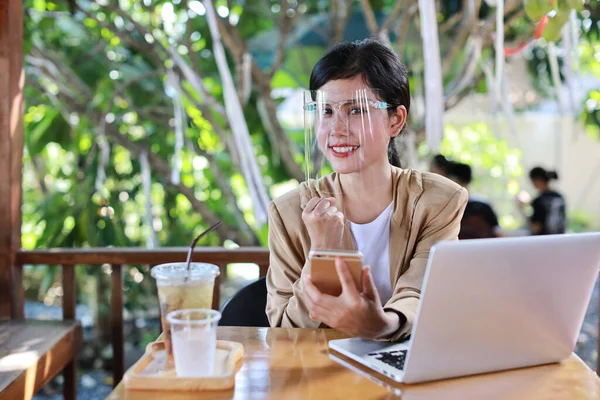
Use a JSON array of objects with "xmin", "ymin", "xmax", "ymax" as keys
[
  {"xmin": 62, "ymin": 265, "xmax": 77, "ymax": 400},
  {"xmin": 0, "ymin": 0, "xmax": 25, "ymax": 320},
  {"xmin": 111, "ymin": 264, "xmax": 124, "ymax": 386},
  {"xmin": 258, "ymin": 263, "xmax": 269, "ymax": 278},
  {"xmin": 212, "ymin": 275, "xmax": 221, "ymax": 311}
]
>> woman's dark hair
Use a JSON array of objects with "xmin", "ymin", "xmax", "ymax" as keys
[
  {"xmin": 431, "ymin": 154, "xmax": 450, "ymax": 173},
  {"xmin": 448, "ymin": 162, "xmax": 472, "ymax": 186},
  {"xmin": 529, "ymin": 167, "xmax": 559, "ymax": 183},
  {"xmin": 309, "ymin": 38, "xmax": 410, "ymax": 168}
]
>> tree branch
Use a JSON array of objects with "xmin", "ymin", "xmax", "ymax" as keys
[
  {"xmin": 164, "ymin": 14, "xmax": 228, "ymax": 117},
  {"xmin": 439, "ymin": 11, "xmax": 463, "ymax": 35},
  {"xmin": 482, "ymin": 9, "xmax": 527, "ymax": 48},
  {"xmin": 30, "ymin": 156, "xmax": 49, "ymax": 195},
  {"xmin": 27, "ymin": 63, "xmax": 78, "ymax": 104},
  {"xmin": 182, "ymin": 0, "xmax": 194, "ymax": 50},
  {"xmin": 441, "ymin": 1, "xmax": 483, "ymax": 74},
  {"xmin": 104, "ymin": 71, "xmax": 163, "ymax": 114},
  {"xmin": 29, "ymin": 46, "xmax": 94, "ymax": 100},
  {"xmin": 27, "ymin": 78, "xmax": 75, "ymax": 126},
  {"xmin": 381, "ymin": 0, "xmax": 407, "ymax": 33},
  {"xmin": 95, "ymin": 1, "xmax": 168, "ymax": 62},
  {"xmin": 106, "ymin": 129, "xmax": 255, "ymax": 244},
  {"xmin": 86, "ymin": 41, "xmax": 108, "ymax": 59},
  {"xmin": 211, "ymin": 8, "xmax": 305, "ymax": 181},
  {"xmin": 254, "ymin": 81, "xmax": 305, "ymax": 182},
  {"xmin": 184, "ymin": 139, "xmax": 255, "ymax": 242},
  {"xmin": 78, "ymin": 8, "xmax": 147, "ymax": 55},
  {"xmin": 269, "ymin": 0, "xmax": 299, "ymax": 77},
  {"xmin": 332, "ymin": 0, "xmax": 352, "ymax": 45},
  {"xmin": 480, "ymin": 0, "xmax": 524, "ymax": 44},
  {"xmin": 359, "ymin": 0, "xmax": 380, "ymax": 34},
  {"xmin": 235, "ymin": 53, "xmax": 251, "ymax": 105},
  {"xmin": 396, "ymin": 3, "xmax": 417, "ymax": 55},
  {"xmin": 444, "ymin": 69, "xmax": 485, "ymax": 109},
  {"xmin": 170, "ymin": 50, "xmax": 227, "ymax": 117},
  {"xmin": 171, "ymin": 69, "xmax": 242, "ymax": 171},
  {"xmin": 135, "ymin": 105, "xmax": 173, "ymax": 117},
  {"xmin": 412, "ymin": 69, "xmax": 486, "ymax": 142},
  {"xmin": 213, "ymin": 7, "xmax": 245, "ymax": 59},
  {"xmin": 107, "ymin": 96, "xmax": 254, "ymax": 243}
]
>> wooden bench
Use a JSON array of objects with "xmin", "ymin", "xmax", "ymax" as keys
[{"xmin": 0, "ymin": 320, "xmax": 82, "ymax": 400}]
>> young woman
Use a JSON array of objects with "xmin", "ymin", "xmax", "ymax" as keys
[
  {"xmin": 447, "ymin": 162, "xmax": 501, "ymax": 239},
  {"xmin": 266, "ymin": 39, "xmax": 467, "ymax": 342},
  {"xmin": 527, "ymin": 167, "xmax": 566, "ymax": 235}
]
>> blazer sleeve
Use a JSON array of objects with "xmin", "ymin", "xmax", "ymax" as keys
[
  {"xmin": 383, "ymin": 187, "xmax": 468, "ymax": 341},
  {"xmin": 265, "ymin": 201, "xmax": 320, "ymax": 328}
]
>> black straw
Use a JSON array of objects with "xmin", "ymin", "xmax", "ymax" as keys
[{"xmin": 185, "ymin": 220, "xmax": 222, "ymax": 270}]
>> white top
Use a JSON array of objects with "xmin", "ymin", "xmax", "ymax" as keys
[{"xmin": 348, "ymin": 203, "xmax": 394, "ymax": 305}]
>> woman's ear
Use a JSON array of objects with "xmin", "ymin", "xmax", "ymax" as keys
[{"xmin": 389, "ymin": 106, "xmax": 407, "ymax": 138}]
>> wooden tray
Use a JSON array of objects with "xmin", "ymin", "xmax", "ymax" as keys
[{"xmin": 123, "ymin": 340, "xmax": 244, "ymax": 391}]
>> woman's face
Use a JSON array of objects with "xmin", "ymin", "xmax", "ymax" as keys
[
  {"xmin": 312, "ymin": 76, "xmax": 406, "ymax": 175},
  {"xmin": 531, "ymin": 178, "xmax": 546, "ymax": 191},
  {"xmin": 430, "ymin": 162, "xmax": 447, "ymax": 177}
]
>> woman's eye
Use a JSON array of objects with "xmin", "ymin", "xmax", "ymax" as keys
[
  {"xmin": 349, "ymin": 107, "xmax": 367, "ymax": 115},
  {"xmin": 321, "ymin": 107, "xmax": 333, "ymax": 116}
]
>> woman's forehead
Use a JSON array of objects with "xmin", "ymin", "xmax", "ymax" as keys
[{"xmin": 318, "ymin": 78, "xmax": 379, "ymax": 101}]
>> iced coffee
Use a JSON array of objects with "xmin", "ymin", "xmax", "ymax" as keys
[{"xmin": 151, "ymin": 262, "xmax": 220, "ymax": 367}]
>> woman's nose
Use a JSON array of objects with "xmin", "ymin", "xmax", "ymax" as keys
[{"xmin": 328, "ymin": 113, "xmax": 349, "ymax": 136}]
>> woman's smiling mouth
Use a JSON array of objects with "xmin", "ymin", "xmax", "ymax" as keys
[{"xmin": 329, "ymin": 145, "xmax": 360, "ymax": 158}]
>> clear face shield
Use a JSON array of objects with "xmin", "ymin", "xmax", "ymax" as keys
[{"xmin": 303, "ymin": 88, "xmax": 394, "ymax": 198}]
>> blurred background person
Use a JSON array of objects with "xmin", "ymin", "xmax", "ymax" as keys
[
  {"xmin": 429, "ymin": 154, "xmax": 450, "ymax": 177},
  {"xmin": 518, "ymin": 167, "xmax": 566, "ymax": 235},
  {"xmin": 448, "ymin": 162, "xmax": 502, "ymax": 239}
]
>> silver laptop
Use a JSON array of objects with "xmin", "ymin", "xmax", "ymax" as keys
[{"xmin": 329, "ymin": 233, "xmax": 600, "ymax": 384}]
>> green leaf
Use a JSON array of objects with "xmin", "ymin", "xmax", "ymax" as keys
[
  {"xmin": 33, "ymin": 0, "xmax": 46, "ymax": 12},
  {"xmin": 26, "ymin": 108, "xmax": 59, "ymax": 154},
  {"xmin": 271, "ymin": 69, "xmax": 300, "ymax": 88},
  {"xmin": 524, "ymin": 0, "xmax": 555, "ymax": 21}
]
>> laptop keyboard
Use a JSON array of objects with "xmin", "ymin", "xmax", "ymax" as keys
[{"xmin": 368, "ymin": 349, "xmax": 408, "ymax": 371}]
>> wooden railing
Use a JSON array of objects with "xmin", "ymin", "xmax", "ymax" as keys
[{"xmin": 14, "ymin": 247, "xmax": 270, "ymax": 386}]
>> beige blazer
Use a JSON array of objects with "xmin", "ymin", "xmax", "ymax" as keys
[{"xmin": 266, "ymin": 167, "xmax": 468, "ymax": 341}]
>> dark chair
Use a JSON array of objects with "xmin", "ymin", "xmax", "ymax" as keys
[{"xmin": 219, "ymin": 277, "xmax": 270, "ymax": 327}]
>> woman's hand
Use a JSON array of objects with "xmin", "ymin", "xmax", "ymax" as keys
[
  {"xmin": 516, "ymin": 191, "xmax": 531, "ymax": 208},
  {"xmin": 302, "ymin": 197, "xmax": 345, "ymax": 250},
  {"xmin": 303, "ymin": 257, "xmax": 401, "ymax": 340}
]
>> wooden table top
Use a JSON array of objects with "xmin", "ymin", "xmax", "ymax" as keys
[
  {"xmin": 0, "ymin": 320, "xmax": 81, "ymax": 400},
  {"xmin": 108, "ymin": 327, "xmax": 600, "ymax": 400}
]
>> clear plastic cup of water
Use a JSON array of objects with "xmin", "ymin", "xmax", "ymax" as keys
[{"xmin": 166, "ymin": 308, "xmax": 221, "ymax": 377}]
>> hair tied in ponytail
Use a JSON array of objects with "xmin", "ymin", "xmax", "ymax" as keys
[{"xmin": 529, "ymin": 166, "xmax": 559, "ymax": 183}]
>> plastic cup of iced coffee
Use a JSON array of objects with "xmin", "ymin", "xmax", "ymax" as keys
[{"xmin": 151, "ymin": 262, "xmax": 220, "ymax": 367}]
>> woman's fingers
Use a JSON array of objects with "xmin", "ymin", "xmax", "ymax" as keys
[
  {"xmin": 304, "ymin": 197, "xmax": 337, "ymax": 218},
  {"xmin": 361, "ymin": 266, "xmax": 380, "ymax": 303},
  {"xmin": 302, "ymin": 196, "xmax": 345, "ymax": 251},
  {"xmin": 303, "ymin": 273, "xmax": 327, "ymax": 305},
  {"xmin": 314, "ymin": 198, "xmax": 336, "ymax": 216},
  {"xmin": 304, "ymin": 197, "xmax": 322, "ymax": 213},
  {"xmin": 336, "ymin": 257, "xmax": 359, "ymax": 297},
  {"xmin": 302, "ymin": 274, "xmax": 336, "ymax": 320},
  {"xmin": 324, "ymin": 206, "xmax": 340, "ymax": 218}
]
